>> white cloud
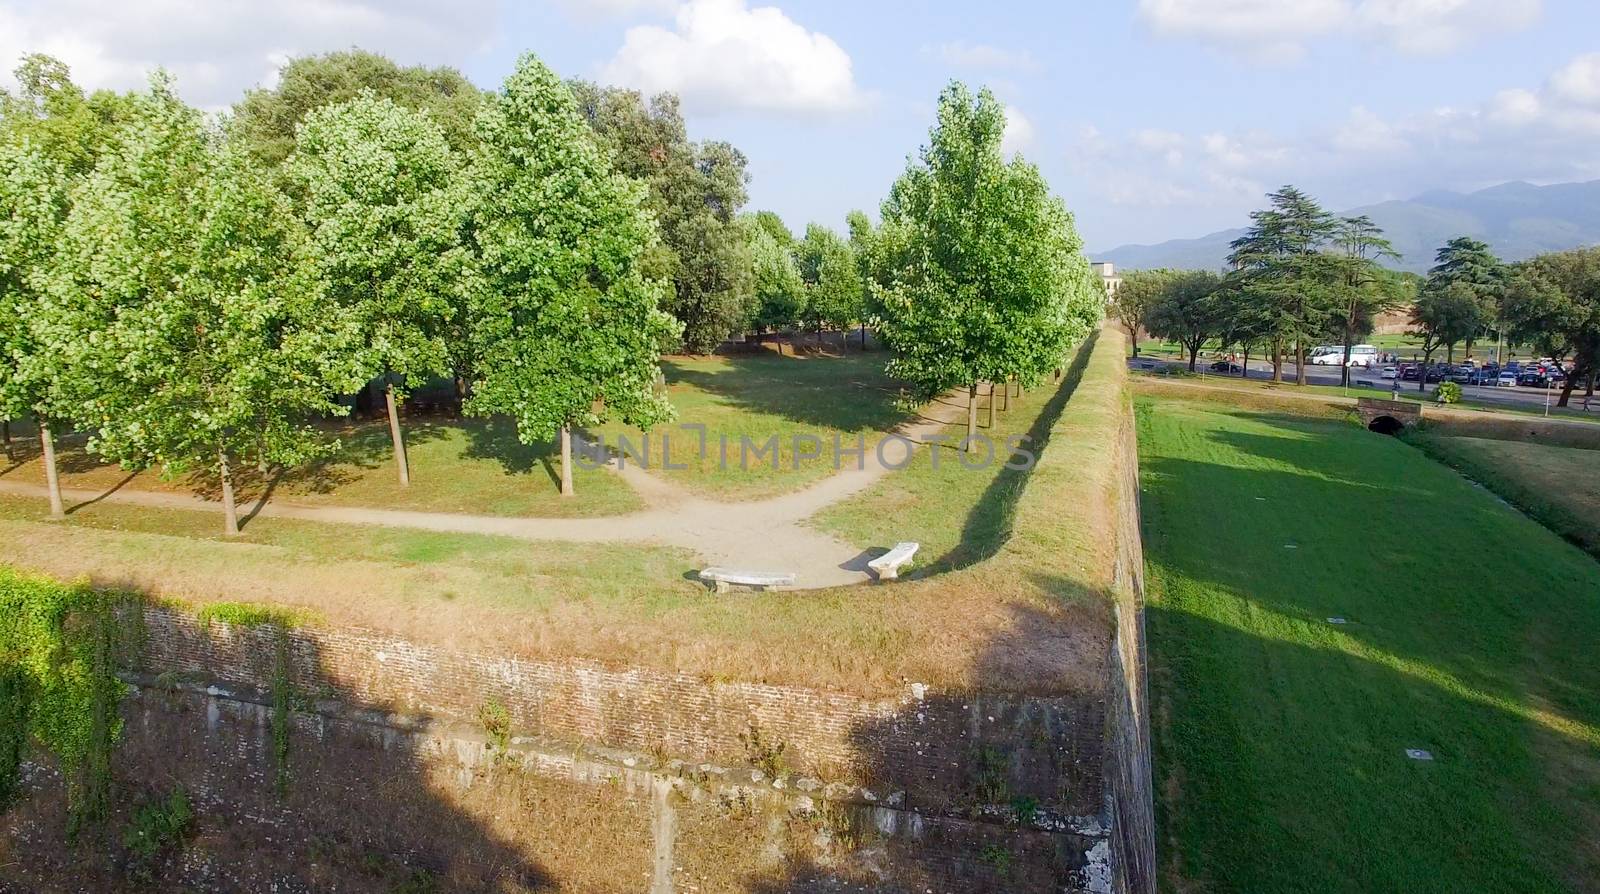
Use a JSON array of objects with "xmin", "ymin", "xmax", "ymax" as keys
[
  {"xmin": 1070, "ymin": 50, "xmax": 1600, "ymax": 237},
  {"xmin": 0, "ymin": 0, "xmax": 497, "ymax": 110},
  {"xmin": 547, "ymin": 0, "xmax": 680, "ymax": 23},
  {"xmin": 1547, "ymin": 52, "xmax": 1600, "ymax": 107},
  {"xmin": 924, "ymin": 41, "xmax": 1040, "ymax": 72},
  {"xmin": 1137, "ymin": 0, "xmax": 1541, "ymax": 61},
  {"xmin": 597, "ymin": 0, "xmax": 866, "ymax": 115},
  {"xmin": 1001, "ymin": 105, "xmax": 1035, "ymax": 155}
]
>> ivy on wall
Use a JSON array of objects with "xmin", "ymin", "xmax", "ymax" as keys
[{"xmin": 0, "ymin": 568, "xmax": 133, "ymax": 836}]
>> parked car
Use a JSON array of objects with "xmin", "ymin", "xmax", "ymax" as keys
[
  {"xmin": 1380, "ymin": 365, "xmax": 1397, "ymax": 380},
  {"xmin": 1400, "ymin": 365, "xmax": 1420, "ymax": 381},
  {"xmin": 1496, "ymin": 370, "xmax": 1519, "ymax": 387},
  {"xmin": 1425, "ymin": 366, "xmax": 1448, "ymax": 383},
  {"xmin": 1519, "ymin": 372, "xmax": 1549, "ymax": 387},
  {"xmin": 1468, "ymin": 366, "xmax": 1499, "ymax": 386},
  {"xmin": 1209, "ymin": 360, "xmax": 1243, "ymax": 374}
]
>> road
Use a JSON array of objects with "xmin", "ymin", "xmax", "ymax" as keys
[{"xmin": 1131, "ymin": 353, "xmax": 1595, "ymax": 414}]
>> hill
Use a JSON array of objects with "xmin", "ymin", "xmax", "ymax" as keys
[{"xmin": 1096, "ymin": 180, "xmax": 1600, "ymax": 273}]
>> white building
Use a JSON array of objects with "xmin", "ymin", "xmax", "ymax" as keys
[{"xmin": 1091, "ymin": 261, "xmax": 1122, "ymax": 299}]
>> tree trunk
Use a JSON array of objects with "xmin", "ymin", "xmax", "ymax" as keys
[
  {"xmin": 986, "ymin": 383, "xmax": 996, "ymax": 428},
  {"xmin": 1241, "ymin": 347, "xmax": 1250, "ymax": 378},
  {"xmin": 999, "ymin": 380, "xmax": 1009, "ymax": 412},
  {"xmin": 1341, "ymin": 338, "xmax": 1354, "ymax": 388},
  {"xmin": 1557, "ymin": 371, "xmax": 1580, "ymax": 408},
  {"xmin": 560, "ymin": 425, "xmax": 574, "ymax": 497},
  {"xmin": 1295, "ymin": 339, "xmax": 1307, "ymax": 386},
  {"xmin": 219, "ymin": 451, "xmax": 240, "ymax": 536},
  {"xmin": 39, "ymin": 421, "xmax": 64, "ymax": 520},
  {"xmin": 859, "ymin": 322, "xmax": 867, "ymax": 350},
  {"xmin": 385, "ymin": 382, "xmax": 410, "ymax": 487},
  {"xmin": 2, "ymin": 420, "xmax": 10, "ymax": 460},
  {"xmin": 1188, "ymin": 344, "xmax": 1199, "ymax": 372},
  {"xmin": 967, "ymin": 384, "xmax": 977, "ymax": 443},
  {"xmin": 1271, "ymin": 339, "xmax": 1283, "ymax": 383}
]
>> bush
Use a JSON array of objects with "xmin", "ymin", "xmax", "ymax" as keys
[
  {"xmin": 1436, "ymin": 381, "xmax": 1463, "ymax": 404},
  {"xmin": 122, "ymin": 786, "xmax": 193, "ymax": 881}
]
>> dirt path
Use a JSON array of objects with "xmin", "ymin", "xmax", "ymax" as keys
[{"xmin": 0, "ymin": 392, "xmax": 976, "ymax": 589}]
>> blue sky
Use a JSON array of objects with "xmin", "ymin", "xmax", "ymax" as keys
[{"xmin": 4, "ymin": 0, "xmax": 1598, "ymax": 250}]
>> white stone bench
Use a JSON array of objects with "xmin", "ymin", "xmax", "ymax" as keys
[
  {"xmin": 698, "ymin": 567, "xmax": 796, "ymax": 593},
  {"xmin": 868, "ymin": 542, "xmax": 920, "ymax": 581}
]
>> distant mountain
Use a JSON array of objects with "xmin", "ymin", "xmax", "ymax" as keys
[{"xmin": 1095, "ymin": 180, "xmax": 1600, "ymax": 274}]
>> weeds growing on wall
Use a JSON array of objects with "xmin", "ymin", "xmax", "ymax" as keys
[
  {"xmin": 0, "ymin": 567, "xmax": 134, "ymax": 836},
  {"xmin": 197, "ymin": 602, "xmax": 300, "ymax": 796}
]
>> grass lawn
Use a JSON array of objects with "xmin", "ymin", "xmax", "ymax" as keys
[
  {"xmin": 0, "ymin": 416, "xmax": 641, "ymax": 518},
  {"xmin": 1138, "ymin": 395, "xmax": 1600, "ymax": 893},
  {"xmin": 1407, "ymin": 433, "xmax": 1600, "ymax": 561},
  {"xmin": 591, "ymin": 350, "xmax": 911, "ymax": 499},
  {"xmin": 0, "ymin": 349, "xmax": 911, "ymax": 515}
]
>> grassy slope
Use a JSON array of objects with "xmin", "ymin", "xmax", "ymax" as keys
[
  {"xmin": 809, "ymin": 381, "xmax": 1057, "ymax": 571},
  {"xmin": 1408, "ymin": 434, "xmax": 1600, "ymax": 560},
  {"xmin": 1138, "ymin": 395, "xmax": 1600, "ymax": 892}
]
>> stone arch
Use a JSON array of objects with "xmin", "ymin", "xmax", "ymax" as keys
[{"xmin": 1367, "ymin": 415, "xmax": 1405, "ymax": 435}]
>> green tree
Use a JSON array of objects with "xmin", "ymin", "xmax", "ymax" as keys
[
  {"xmin": 1146, "ymin": 270, "xmax": 1225, "ymax": 371},
  {"xmin": 1421, "ymin": 236, "xmax": 1505, "ymax": 359},
  {"xmin": 1111, "ymin": 269, "xmax": 1176, "ymax": 357},
  {"xmin": 0, "ymin": 54, "xmax": 135, "ymax": 176},
  {"xmin": 466, "ymin": 55, "xmax": 677, "ymax": 497},
  {"xmin": 0, "ymin": 139, "xmax": 70, "ymax": 516},
  {"xmin": 748, "ymin": 221, "xmax": 805, "ymax": 339},
  {"xmin": 45, "ymin": 79, "xmax": 362, "ymax": 535},
  {"xmin": 569, "ymin": 82, "xmax": 754, "ymax": 354},
  {"xmin": 752, "ymin": 210, "xmax": 795, "ymax": 249},
  {"xmin": 1503, "ymin": 248, "xmax": 1600, "ymax": 407},
  {"xmin": 231, "ymin": 49, "xmax": 485, "ymax": 166},
  {"xmin": 875, "ymin": 82, "xmax": 1098, "ymax": 441},
  {"xmin": 845, "ymin": 209, "xmax": 878, "ymax": 348},
  {"xmin": 1227, "ymin": 186, "xmax": 1339, "ymax": 384},
  {"xmin": 1328, "ymin": 215, "xmax": 1403, "ymax": 385},
  {"xmin": 284, "ymin": 91, "xmax": 471, "ymax": 487},
  {"xmin": 1408, "ymin": 281, "xmax": 1483, "ymax": 392},
  {"xmin": 796, "ymin": 223, "xmax": 864, "ymax": 339}
]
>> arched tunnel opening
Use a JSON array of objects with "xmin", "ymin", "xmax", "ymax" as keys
[{"xmin": 1367, "ymin": 415, "xmax": 1405, "ymax": 436}]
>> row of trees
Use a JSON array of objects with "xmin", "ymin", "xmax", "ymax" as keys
[
  {"xmin": 0, "ymin": 52, "xmax": 676, "ymax": 531},
  {"xmin": 1112, "ymin": 186, "xmax": 1600, "ymax": 406}
]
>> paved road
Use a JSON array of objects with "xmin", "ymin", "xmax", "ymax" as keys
[{"xmin": 1132, "ymin": 354, "xmax": 1594, "ymax": 414}]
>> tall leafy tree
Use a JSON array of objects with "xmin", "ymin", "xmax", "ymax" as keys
[
  {"xmin": 467, "ymin": 55, "xmax": 677, "ymax": 497},
  {"xmin": 0, "ymin": 139, "xmax": 70, "ymax": 516},
  {"xmin": 845, "ymin": 209, "xmax": 878, "ymax": 348},
  {"xmin": 875, "ymin": 82, "xmax": 1098, "ymax": 440},
  {"xmin": 1227, "ymin": 186, "xmax": 1339, "ymax": 384},
  {"xmin": 1422, "ymin": 236, "xmax": 1505, "ymax": 358},
  {"xmin": 1408, "ymin": 281, "xmax": 1482, "ymax": 391},
  {"xmin": 1503, "ymin": 248, "xmax": 1600, "ymax": 407},
  {"xmin": 284, "ymin": 91, "xmax": 471, "ymax": 487},
  {"xmin": 1111, "ymin": 269, "xmax": 1175, "ymax": 357},
  {"xmin": 1328, "ymin": 215, "xmax": 1403, "ymax": 385},
  {"xmin": 569, "ymin": 82, "xmax": 753, "ymax": 354},
  {"xmin": 1146, "ymin": 270, "xmax": 1225, "ymax": 371},
  {"xmin": 796, "ymin": 223, "xmax": 864, "ymax": 338},
  {"xmin": 231, "ymin": 49, "xmax": 485, "ymax": 166},
  {"xmin": 752, "ymin": 210, "xmax": 795, "ymax": 249},
  {"xmin": 748, "ymin": 221, "xmax": 806, "ymax": 339},
  {"xmin": 0, "ymin": 54, "xmax": 136, "ymax": 176},
  {"xmin": 45, "ymin": 79, "xmax": 362, "ymax": 534}
]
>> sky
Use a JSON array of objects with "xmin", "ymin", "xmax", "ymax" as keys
[{"xmin": 2, "ymin": 0, "xmax": 1598, "ymax": 252}]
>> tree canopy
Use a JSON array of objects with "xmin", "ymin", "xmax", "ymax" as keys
[
  {"xmin": 44, "ymin": 79, "xmax": 361, "ymax": 532},
  {"xmin": 466, "ymin": 55, "xmax": 678, "ymax": 492},
  {"xmin": 231, "ymin": 49, "xmax": 485, "ymax": 167},
  {"xmin": 569, "ymin": 81, "xmax": 753, "ymax": 354},
  {"xmin": 1503, "ymin": 247, "xmax": 1600, "ymax": 406},
  {"xmin": 874, "ymin": 82, "xmax": 1099, "ymax": 425}
]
